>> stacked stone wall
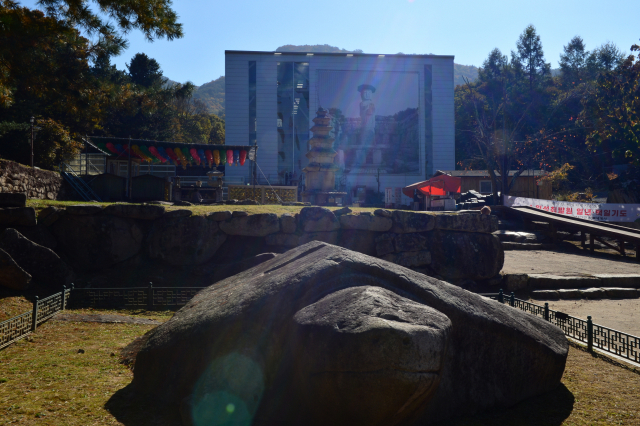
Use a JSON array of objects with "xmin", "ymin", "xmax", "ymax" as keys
[
  {"xmin": 1, "ymin": 204, "xmax": 503, "ymax": 284},
  {"xmin": 0, "ymin": 160, "xmax": 67, "ymax": 200}
]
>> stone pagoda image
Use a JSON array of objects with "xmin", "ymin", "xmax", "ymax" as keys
[{"xmin": 302, "ymin": 107, "xmax": 347, "ymax": 205}]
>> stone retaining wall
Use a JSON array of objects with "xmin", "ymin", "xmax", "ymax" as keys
[
  {"xmin": 0, "ymin": 160, "xmax": 67, "ymax": 200},
  {"xmin": 0, "ymin": 204, "xmax": 504, "ymax": 285}
]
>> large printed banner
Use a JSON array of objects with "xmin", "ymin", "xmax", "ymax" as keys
[{"xmin": 503, "ymin": 195, "xmax": 640, "ymax": 223}]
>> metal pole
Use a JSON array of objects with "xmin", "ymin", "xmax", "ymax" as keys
[
  {"xmin": 127, "ymin": 136, "xmax": 132, "ymax": 200},
  {"xmin": 147, "ymin": 282, "xmax": 153, "ymax": 310},
  {"xmin": 61, "ymin": 286, "xmax": 66, "ymax": 311},
  {"xmin": 292, "ymin": 63, "xmax": 295, "ymax": 184},
  {"xmin": 498, "ymin": 289, "xmax": 504, "ymax": 303},
  {"xmin": 587, "ymin": 316, "xmax": 593, "ymax": 352},
  {"xmin": 31, "ymin": 296, "xmax": 38, "ymax": 332},
  {"xmin": 510, "ymin": 292, "xmax": 515, "ymax": 307},
  {"xmin": 544, "ymin": 302, "xmax": 549, "ymax": 321},
  {"xmin": 30, "ymin": 117, "xmax": 34, "ymax": 168}
]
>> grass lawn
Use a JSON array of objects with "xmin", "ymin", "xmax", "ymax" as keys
[
  {"xmin": 1, "ymin": 309, "xmax": 639, "ymax": 425},
  {"xmin": 26, "ymin": 199, "xmax": 440, "ymax": 217}
]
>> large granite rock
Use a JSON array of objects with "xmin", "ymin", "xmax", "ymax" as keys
[
  {"xmin": 0, "ymin": 228, "xmax": 70, "ymax": 287},
  {"xmin": 339, "ymin": 214, "xmax": 393, "ymax": 232},
  {"xmin": 299, "ymin": 207, "xmax": 340, "ymax": 232},
  {"xmin": 51, "ymin": 215, "xmax": 143, "ymax": 272},
  {"xmin": 133, "ymin": 242, "xmax": 567, "ymax": 426},
  {"xmin": 65, "ymin": 204, "xmax": 103, "ymax": 215},
  {"xmin": 0, "ymin": 248, "xmax": 31, "ymax": 290},
  {"xmin": 103, "ymin": 203, "xmax": 165, "ymax": 220},
  {"xmin": 426, "ymin": 230, "xmax": 505, "ymax": 281},
  {"xmin": 219, "ymin": 213, "xmax": 280, "ymax": 237},
  {"xmin": 382, "ymin": 250, "xmax": 432, "ymax": 268},
  {"xmin": 391, "ymin": 211, "xmax": 435, "ymax": 233},
  {"xmin": 148, "ymin": 216, "xmax": 227, "ymax": 265},
  {"xmin": 0, "ymin": 207, "xmax": 36, "ymax": 227}
]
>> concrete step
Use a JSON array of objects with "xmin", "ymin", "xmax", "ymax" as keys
[
  {"xmin": 531, "ymin": 287, "xmax": 640, "ymax": 300},
  {"xmin": 501, "ymin": 242, "xmax": 556, "ymax": 250}
]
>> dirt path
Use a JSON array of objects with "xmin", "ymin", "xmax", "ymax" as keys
[
  {"xmin": 503, "ymin": 249, "xmax": 640, "ymax": 276},
  {"xmin": 543, "ymin": 299, "xmax": 640, "ymax": 336}
]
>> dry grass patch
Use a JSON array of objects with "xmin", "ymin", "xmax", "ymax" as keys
[
  {"xmin": 0, "ymin": 295, "xmax": 32, "ymax": 322},
  {"xmin": 0, "ymin": 317, "xmax": 160, "ymax": 425},
  {"xmin": 4, "ymin": 310, "xmax": 638, "ymax": 425}
]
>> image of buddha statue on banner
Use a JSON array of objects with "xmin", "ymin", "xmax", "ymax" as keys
[{"xmin": 357, "ymin": 83, "xmax": 376, "ymax": 165}]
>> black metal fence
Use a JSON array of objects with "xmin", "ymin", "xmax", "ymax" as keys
[
  {"xmin": 490, "ymin": 289, "xmax": 640, "ymax": 365},
  {"xmin": 2, "ymin": 285, "xmax": 640, "ymax": 364},
  {"xmin": 0, "ymin": 284, "xmax": 204, "ymax": 351}
]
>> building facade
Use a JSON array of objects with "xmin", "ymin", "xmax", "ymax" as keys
[{"xmin": 225, "ymin": 50, "xmax": 455, "ymax": 204}]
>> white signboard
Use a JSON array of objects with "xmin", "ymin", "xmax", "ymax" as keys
[{"xmin": 504, "ymin": 196, "xmax": 640, "ymax": 223}]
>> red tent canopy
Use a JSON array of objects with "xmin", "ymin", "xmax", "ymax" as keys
[{"xmin": 402, "ymin": 174, "xmax": 461, "ymax": 198}]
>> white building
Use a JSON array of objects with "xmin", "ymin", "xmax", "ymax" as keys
[{"xmin": 224, "ymin": 50, "xmax": 454, "ymax": 204}]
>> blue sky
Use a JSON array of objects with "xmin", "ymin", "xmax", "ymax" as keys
[{"xmin": 19, "ymin": 0, "xmax": 640, "ymax": 86}]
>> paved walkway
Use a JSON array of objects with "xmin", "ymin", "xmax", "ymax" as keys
[
  {"xmin": 502, "ymin": 250, "xmax": 640, "ymax": 276},
  {"xmin": 545, "ymin": 299, "xmax": 640, "ymax": 337}
]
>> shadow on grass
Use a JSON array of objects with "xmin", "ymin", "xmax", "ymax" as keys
[
  {"xmin": 106, "ymin": 383, "xmax": 574, "ymax": 426},
  {"xmin": 106, "ymin": 383, "xmax": 183, "ymax": 426},
  {"xmin": 440, "ymin": 384, "xmax": 575, "ymax": 426}
]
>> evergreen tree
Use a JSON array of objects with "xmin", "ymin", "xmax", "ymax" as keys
[
  {"xmin": 559, "ymin": 36, "xmax": 587, "ymax": 86},
  {"xmin": 516, "ymin": 25, "xmax": 550, "ymax": 91},
  {"xmin": 127, "ymin": 53, "xmax": 163, "ymax": 88}
]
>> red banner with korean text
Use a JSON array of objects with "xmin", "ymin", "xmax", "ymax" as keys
[{"xmin": 503, "ymin": 196, "xmax": 640, "ymax": 223}]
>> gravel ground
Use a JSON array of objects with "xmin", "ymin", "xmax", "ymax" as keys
[
  {"xmin": 544, "ymin": 299, "xmax": 640, "ymax": 337},
  {"xmin": 503, "ymin": 249, "xmax": 640, "ymax": 276}
]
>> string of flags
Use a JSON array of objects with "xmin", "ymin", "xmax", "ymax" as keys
[{"xmin": 94, "ymin": 142, "xmax": 253, "ymax": 170}]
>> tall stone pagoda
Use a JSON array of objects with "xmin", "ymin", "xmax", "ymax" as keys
[{"xmin": 301, "ymin": 107, "xmax": 346, "ymax": 205}]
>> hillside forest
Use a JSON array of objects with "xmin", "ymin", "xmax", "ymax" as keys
[{"xmin": 1, "ymin": 0, "xmax": 639, "ymax": 200}]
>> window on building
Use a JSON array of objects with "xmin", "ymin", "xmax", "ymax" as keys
[
  {"xmin": 480, "ymin": 180, "xmax": 492, "ymax": 194},
  {"xmin": 277, "ymin": 62, "xmax": 309, "ymax": 185}
]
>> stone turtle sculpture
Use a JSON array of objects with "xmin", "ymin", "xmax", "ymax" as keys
[{"xmin": 133, "ymin": 241, "xmax": 568, "ymax": 426}]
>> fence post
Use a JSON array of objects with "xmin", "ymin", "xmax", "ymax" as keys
[
  {"xmin": 510, "ymin": 292, "xmax": 515, "ymax": 307},
  {"xmin": 147, "ymin": 282, "xmax": 153, "ymax": 310},
  {"xmin": 60, "ymin": 285, "xmax": 66, "ymax": 311},
  {"xmin": 31, "ymin": 296, "xmax": 39, "ymax": 332},
  {"xmin": 544, "ymin": 303, "xmax": 549, "ymax": 321},
  {"xmin": 587, "ymin": 316, "xmax": 593, "ymax": 352},
  {"xmin": 498, "ymin": 289, "xmax": 504, "ymax": 303}
]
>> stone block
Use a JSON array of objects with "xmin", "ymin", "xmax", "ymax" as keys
[
  {"xmin": 382, "ymin": 250, "xmax": 431, "ymax": 267},
  {"xmin": 299, "ymin": 207, "xmax": 340, "ymax": 232},
  {"xmin": 163, "ymin": 209, "xmax": 192, "ymax": 218},
  {"xmin": 434, "ymin": 213, "xmax": 498, "ymax": 233},
  {"xmin": 557, "ymin": 289, "xmax": 583, "ymax": 299},
  {"xmin": 219, "ymin": 213, "xmax": 280, "ymax": 237},
  {"xmin": 280, "ymin": 214, "xmax": 297, "ymax": 234},
  {"xmin": 579, "ymin": 288, "xmax": 606, "ymax": 300},
  {"xmin": 505, "ymin": 274, "xmax": 528, "ymax": 291},
  {"xmin": 338, "ymin": 230, "xmax": 377, "ymax": 256},
  {"xmin": 299, "ymin": 231, "xmax": 338, "ymax": 245},
  {"xmin": 232, "ymin": 211, "xmax": 248, "ymax": 218},
  {"xmin": 103, "ymin": 204, "xmax": 165, "ymax": 220},
  {"xmin": 339, "ymin": 214, "xmax": 392, "ymax": 232},
  {"xmin": 390, "ymin": 211, "xmax": 435, "ymax": 233},
  {"xmin": 530, "ymin": 290, "xmax": 560, "ymax": 300},
  {"xmin": 394, "ymin": 233, "xmax": 427, "ymax": 252},
  {"xmin": 206, "ymin": 211, "xmax": 232, "ymax": 221},
  {"xmin": 66, "ymin": 205, "xmax": 103, "ymax": 215},
  {"xmin": 0, "ymin": 207, "xmax": 36, "ymax": 226},
  {"xmin": 602, "ymin": 287, "xmax": 639, "ymax": 299},
  {"xmin": 38, "ymin": 206, "xmax": 65, "ymax": 227},
  {"xmin": 266, "ymin": 233, "xmax": 300, "ymax": 247},
  {"xmin": 593, "ymin": 274, "xmax": 640, "ymax": 288},
  {"xmin": 528, "ymin": 274, "xmax": 601, "ymax": 289},
  {"xmin": 374, "ymin": 233, "xmax": 395, "ymax": 256},
  {"xmin": 374, "ymin": 209, "xmax": 392, "ymax": 218},
  {"xmin": 0, "ymin": 193, "xmax": 26, "ymax": 207}
]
